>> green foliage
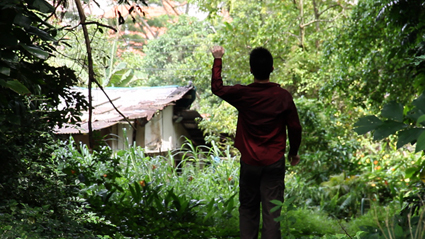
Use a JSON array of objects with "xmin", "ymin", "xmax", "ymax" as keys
[
  {"xmin": 321, "ymin": 0, "xmax": 425, "ymax": 110},
  {"xmin": 351, "ymin": 206, "xmax": 425, "ymax": 239},
  {"xmin": 50, "ymin": 138, "xmax": 240, "ymax": 238},
  {"xmin": 354, "ymin": 91, "xmax": 425, "ymax": 192},
  {"xmin": 140, "ymin": 15, "xmax": 213, "ymax": 88},
  {"xmin": 198, "ymin": 101, "xmax": 238, "ymax": 148},
  {"xmin": 0, "ymin": 0, "xmax": 88, "ymax": 204},
  {"xmin": 272, "ymin": 198, "xmax": 351, "ymax": 238},
  {"xmin": 48, "ymin": 16, "xmax": 136, "ymax": 87},
  {"xmin": 293, "ymin": 97, "xmax": 360, "ymax": 183},
  {"xmin": 200, "ymin": 0, "xmax": 349, "ymax": 97}
]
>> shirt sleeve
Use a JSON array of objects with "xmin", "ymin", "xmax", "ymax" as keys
[
  {"xmin": 286, "ymin": 99, "xmax": 302, "ymax": 156},
  {"xmin": 211, "ymin": 58, "xmax": 242, "ymax": 105}
]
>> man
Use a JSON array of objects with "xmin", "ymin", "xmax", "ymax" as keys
[{"xmin": 210, "ymin": 46, "xmax": 302, "ymax": 239}]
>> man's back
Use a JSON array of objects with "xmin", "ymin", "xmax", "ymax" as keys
[{"xmin": 211, "ymin": 58, "xmax": 301, "ymax": 166}]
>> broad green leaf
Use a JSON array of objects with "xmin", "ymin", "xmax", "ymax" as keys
[
  {"xmin": 20, "ymin": 44, "xmax": 49, "ymax": 60},
  {"xmin": 353, "ymin": 115, "xmax": 383, "ymax": 135},
  {"xmin": 394, "ymin": 225, "xmax": 403, "ymax": 237},
  {"xmin": 27, "ymin": 26, "xmax": 57, "ymax": 42},
  {"xmin": 4, "ymin": 80, "xmax": 31, "ymax": 95},
  {"xmin": 373, "ymin": 120, "xmax": 406, "ymax": 141},
  {"xmin": 114, "ymin": 62, "xmax": 127, "ymax": 72},
  {"xmin": 397, "ymin": 128, "xmax": 425, "ymax": 148},
  {"xmin": 415, "ymin": 130, "xmax": 425, "ymax": 153},
  {"xmin": 118, "ymin": 69, "xmax": 135, "ymax": 87},
  {"xmin": 224, "ymin": 22, "xmax": 233, "ymax": 31},
  {"xmin": 273, "ymin": 215, "xmax": 285, "ymax": 222},
  {"xmin": 405, "ymin": 167, "xmax": 419, "ymax": 179},
  {"xmin": 270, "ymin": 205, "xmax": 281, "ymax": 213},
  {"xmin": 283, "ymin": 196, "xmax": 296, "ymax": 206},
  {"xmin": 417, "ymin": 114, "xmax": 425, "ymax": 126},
  {"xmin": 13, "ymin": 14, "xmax": 32, "ymax": 28},
  {"xmin": 270, "ymin": 199, "xmax": 284, "ymax": 206},
  {"xmin": 413, "ymin": 91, "xmax": 425, "ymax": 113},
  {"xmin": 381, "ymin": 101, "xmax": 403, "ymax": 122},
  {"xmin": 407, "ymin": 109, "xmax": 424, "ymax": 122},
  {"xmin": 226, "ymin": 197, "xmax": 234, "ymax": 213}
]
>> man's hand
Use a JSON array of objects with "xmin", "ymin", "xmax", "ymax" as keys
[
  {"xmin": 211, "ymin": 45, "xmax": 225, "ymax": 59},
  {"xmin": 288, "ymin": 154, "xmax": 300, "ymax": 166}
]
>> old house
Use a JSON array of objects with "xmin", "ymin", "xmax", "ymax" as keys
[{"xmin": 55, "ymin": 85, "xmax": 205, "ymax": 153}]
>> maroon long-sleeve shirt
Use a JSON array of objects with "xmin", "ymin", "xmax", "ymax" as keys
[{"xmin": 211, "ymin": 58, "xmax": 302, "ymax": 166}]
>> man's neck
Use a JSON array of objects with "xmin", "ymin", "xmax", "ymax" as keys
[{"xmin": 254, "ymin": 78, "xmax": 270, "ymax": 83}]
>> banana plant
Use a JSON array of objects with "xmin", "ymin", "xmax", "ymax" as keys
[
  {"xmin": 98, "ymin": 27, "xmax": 139, "ymax": 87},
  {"xmin": 102, "ymin": 61, "xmax": 136, "ymax": 87}
]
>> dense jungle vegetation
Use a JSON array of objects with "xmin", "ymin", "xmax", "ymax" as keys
[{"xmin": 1, "ymin": 0, "xmax": 425, "ymax": 238}]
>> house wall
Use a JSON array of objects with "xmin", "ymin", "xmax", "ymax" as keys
[
  {"xmin": 72, "ymin": 134, "xmax": 89, "ymax": 147},
  {"xmin": 109, "ymin": 124, "xmax": 119, "ymax": 151},
  {"xmin": 135, "ymin": 123, "xmax": 145, "ymax": 148},
  {"xmin": 145, "ymin": 108, "xmax": 163, "ymax": 153},
  {"xmin": 67, "ymin": 106, "xmax": 191, "ymax": 152},
  {"xmin": 145, "ymin": 105, "xmax": 190, "ymax": 153}
]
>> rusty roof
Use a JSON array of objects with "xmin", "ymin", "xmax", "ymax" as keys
[{"xmin": 55, "ymin": 85, "xmax": 193, "ymax": 134}]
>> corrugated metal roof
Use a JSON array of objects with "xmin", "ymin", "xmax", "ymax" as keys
[{"xmin": 55, "ymin": 85, "xmax": 193, "ymax": 134}]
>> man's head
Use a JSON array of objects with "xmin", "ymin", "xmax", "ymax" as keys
[{"xmin": 249, "ymin": 47, "xmax": 273, "ymax": 81}]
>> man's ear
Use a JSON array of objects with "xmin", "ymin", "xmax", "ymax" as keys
[
  {"xmin": 250, "ymin": 68, "xmax": 253, "ymax": 73},
  {"xmin": 271, "ymin": 66, "xmax": 274, "ymax": 73}
]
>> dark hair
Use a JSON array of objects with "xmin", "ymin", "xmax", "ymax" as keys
[{"xmin": 249, "ymin": 47, "xmax": 273, "ymax": 80}]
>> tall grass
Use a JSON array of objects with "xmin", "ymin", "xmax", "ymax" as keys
[{"xmin": 55, "ymin": 137, "xmax": 240, "ymax": 238}]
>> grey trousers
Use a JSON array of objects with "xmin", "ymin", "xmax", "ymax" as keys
[{"xmin": 239, "ymin": 157, "xmax": 285, "ymax": 239}]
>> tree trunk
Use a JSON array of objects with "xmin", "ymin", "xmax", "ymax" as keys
[{"xmin": 75, "ymin": 0, "xmax": 94, "ymax": 149}]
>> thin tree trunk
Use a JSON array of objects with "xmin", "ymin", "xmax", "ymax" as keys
[
  {"xmin": 74, "ymin": 0, "xmax": 94, "ymax": 149},
  {"xmin": 299, "ymin": 0, "xmax": 305, "ymax": 50},
  {"xmin": 312, "ymin": 0, "xmax": 320, "ymax": 49}
]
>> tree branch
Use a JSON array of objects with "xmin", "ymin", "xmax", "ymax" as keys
[
  {"xmin": 318, "ymin": 4, "xmax": 341, "ymax": 17},
  {"xmin": 283, "ymin": 31, "xmax": 301, "ymax": 40},
  {"xmin": 163, "ymin": 0, "xmax": 180, "ymax": 16},
  {"xmin": 93, "ymin": 81, "xmax": 136, "ymax": 131},
  {"xmin": 81, "ymin": 21, "xmax": 117, "ymax": 32},
  {"xmin": 300, "ymin": 13, "xmax": 343, "ymax": 28}
]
